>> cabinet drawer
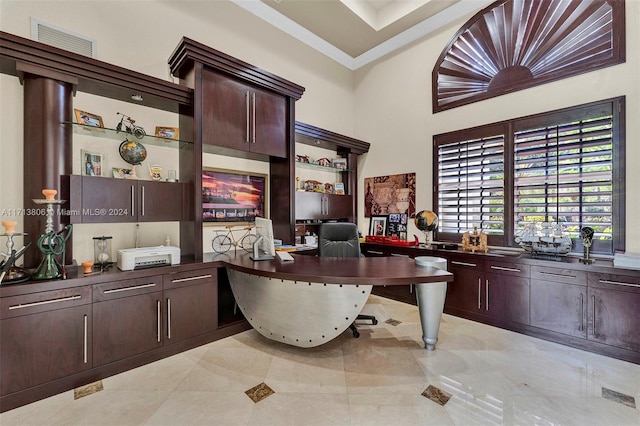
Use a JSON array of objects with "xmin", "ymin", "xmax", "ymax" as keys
[
  {"xmin": 486, "ymin": 260, "xmax": 530, "ymax": 278},
  {"xmin": 531, "ymin": 265, "xmax": 586, "ymax": 285},
  {"xmin": 588, "ymin": 272, "xmax": 640, "ymax": 293},
  {"xmin": 448, "ymin": 258, "xmax": 483, "ymax": 270},
  {"xmin": 361, "ymin": 247, "xmax": 388, "ymax": 257},
  {"xmin": 164, "ymin": 268, "xmax": 217, "ymax": 289},
  {"xmin": 93, "ymin": 275, "xmax": 163, "ymax": 302},
  {"xmin": 1, "ymin": 286, "xmax": 91, "ymax": 319}
]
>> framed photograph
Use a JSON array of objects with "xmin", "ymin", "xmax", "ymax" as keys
[
  {"xmin": 387, "ymin": 213, "xmax": 408, "ymax": 239},
  {"xmin": 81, "ymin": 150, "xmax": 103, "ymax": 176},
  {"xmin": 74, "ymin": 109, "xmax": 104, "ymax": 128},
  {"xmin": 202, "ymin": 167, "xmax": 267, "ymax": 223},
  {"xmin": 369, "ymin": 215, "xmax": 388, "ymax": 236},
  {"xmin": 112, "ymin": 167, "xmax": 132, "ymax": 179},
  {"xmin": 155, "ymin": 126, "xmax": 179, "ymax": 140},
  {"xmin": 332, "ymin": 158, "xmax": 347, "ymax": 170},
  {"xmin": 334, "ymin": 182, "xmax": 345, "ymax": 195}
]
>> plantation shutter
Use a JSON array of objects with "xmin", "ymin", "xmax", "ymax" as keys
[
  {"xmin": 437, "ymin": 133, "xmax": 505, "ymax": 239},
  {"xmin": 513, "ymin": 113, "xmax": 614, "ymax": 253}
]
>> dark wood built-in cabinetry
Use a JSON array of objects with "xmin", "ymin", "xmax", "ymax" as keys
[
  {"xmin": 201, "ymin": 68, "xmax": 287, "ymax": 158},
  {"xmin": 0, "ymin": 263, "xmax": 248, "ymax": 412},
  {"xmin": 361, "ymin": 242, "xmax": 640, "ymax": 364},
  {"xmin": 69, "ymin": 176, "xmax": 188, "ymax": 223}
]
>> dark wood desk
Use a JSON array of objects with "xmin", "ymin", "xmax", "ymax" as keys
[{"xmin": 205, "ymin": 252, "xmax": 453, "ymax": 350}]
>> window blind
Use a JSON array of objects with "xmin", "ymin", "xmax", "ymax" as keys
[
  {"xmin": 513, "ymin": 116, "xmax": 613, "ymax": 252},
  {"xmin": 437, "ymin": 134, "xmax": 505, "ymax": 236}
]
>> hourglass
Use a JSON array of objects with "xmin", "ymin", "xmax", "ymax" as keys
[{"xmin": 93, "ymin": 236, "xmax": 113, "ymax": 268}]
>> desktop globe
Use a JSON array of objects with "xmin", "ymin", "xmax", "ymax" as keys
[
  {"xmin": 119, "ymin": 139, "xmax": 147, "ymax": 165},
  {"xmin": 414, "ymin": 210, "xmax": 438, "ymax": 245}
]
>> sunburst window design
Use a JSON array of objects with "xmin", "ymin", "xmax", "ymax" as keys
[{"xmin": 432, "ymin": 0, "xmax": 625, "ymax": 112}]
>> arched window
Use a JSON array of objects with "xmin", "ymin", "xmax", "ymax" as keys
[{"xmin": 432, "ymin": 0, "xmax": 625, "ymax": 112}]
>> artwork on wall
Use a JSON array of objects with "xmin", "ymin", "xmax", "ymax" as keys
[
  {"xmin": 202, "ymin": 168, "xmax": 267, "ymax": 222},
  {"xmin": 364, "ymin": 172, "xmax": 415, "ymax": 218}
]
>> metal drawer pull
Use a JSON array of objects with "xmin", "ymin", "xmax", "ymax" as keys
[
  {"xmin": 540, "ymin": 271, "xmax": 575, "ymax": 279},
  {"xmin": 485, "ymin": 279, "xmax": 489, "ymax": 311},
  {"xmin": 477, "ymin": 278, "xmax": 481, "ymax": 309},
  {"xmin": 491, "ymin": 266, "xmax": 521, "ymax": 273},
  {"xmin": 391, "ymin": 253, "xmax": 409, "ymax": 257},
  {"xmin": 103, "ymin": 283, "xmax": 156, "ymax": 294},
  {"xmin": 157, "ymin": 300, "xmax": 161, "ymax": 343},
  {"xmin": 83, "ymin": 314, "xmax": 88, "ymax": 364},
  {"xmin": 452, "ymin": 261, "xmax": 477, "ymax": 267},
  {"xmin": 367, "ymin": 250, "xmax": 384, "ymax": 255},
  {"xmin": 579, "ymin": 293, "xmax": 584, "ymax": 332},
  {"xmin": 598, "ymin": 279, "xmax": 640, "ymax": 288},
  {"xmin": 245, "ymin": 91, "xmax": 250, "ymax": 143},
  {"xmin": 167, "ymin": 298, "xmax": 172, "ymax": 339},
  {"xmin": 172, "ymin": 274, "xmax": 212, "ymax": 283},
  {"xmin": 592, "ymin": 295, "xmax": 596, "ymax": 336},
  {"xmin": 9, "ymin": 294, "xmax": 81, "ymax": 310}
]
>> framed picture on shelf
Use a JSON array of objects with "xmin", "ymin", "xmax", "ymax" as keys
[
  {"xmin": 369, "ymin": 215, "xmax": 388, "ymax": 236},
  {"xmin": 334, "ymin": 182, "xmax": 345, "ymax": 195},
  {"xmin": 81, "ymin": 150, "xmax": 103, "ymax": 176},
  {"xmin": 112, "ymin": 167, "xmax": 132, "ymax": 179},
  {"xmin": 74, "ymin": 109, "xmax": 103, "ymax": 128},
  {"xmin": 332, "ymin": 158, "xmax": 347, "ymax": 170},
  {"xmin": 202, "ymin": 167, "xmax": 267, "ymax": 223},
  {"xmin": 155, "ymin": 126, "xmax": 179, "ymax": 140}
]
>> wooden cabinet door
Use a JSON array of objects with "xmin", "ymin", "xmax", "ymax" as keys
[
  {"xmin": 530, "ymin": 266, "xmax": 587, "ymax": 338},
  {"xmin": 485, "ymin": 274, "xmax": 530, "ymax": 324},
  {"xmin": 326, "ymin": 194, "xmax": 353, "ymax": 220},
  {"xmin": 80, "ymin": 176, "xmax": 136, "ymax": 223},
  {"xmin": 0, "ymin": 287, "xmax": 92, "ymax": 396},
  {"xmin": 530, "ymin": 280, "xmax": 587, "ymax": 337},
  {"xmin": 445, "ymin": 258, "xmax": 483, "ymax": 314},
  {"xmin": 138, "ymin": 181, "xmax": 183, "ymax": 222},
  {"xmin": 252, "ymin": 86, "xmax": 286, "ymax": 158},
  {"xmin": 93, "ymin": 276, "xmax": 164, "ymax": 366},
  {"xmin": 295, "ymin": 191, "xmax": 323, "ymax": 220},
  {"xmin": 296, "ymin": 192, "xmax": 353, "ymax": 220},
  {"xmin": 588, "ymin": 287, "xmax": 640, "ymax": 351},
  {"xmin": 202, "ymin": 68, "xmax": 250, "ymax": 150},
  {"xmin": 163, "ymin": 269, "xmax": 218, "ymax": 344}
]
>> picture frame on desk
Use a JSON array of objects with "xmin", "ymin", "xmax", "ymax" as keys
[{"xmin": 369, "ymin": 215, "xmax": 388, "ymax": 236}]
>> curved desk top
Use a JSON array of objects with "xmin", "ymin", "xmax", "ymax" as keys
[{"xmin": 203, "ymin": 252, "xmax": 453, "ymax": 285}]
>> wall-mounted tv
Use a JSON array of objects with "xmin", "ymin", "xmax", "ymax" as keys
[{"xmin": 202, "ymin": 168, "xmax": 267, "ymax": 222}]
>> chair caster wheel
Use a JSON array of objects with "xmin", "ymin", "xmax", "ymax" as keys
[
  {"xmin": 353, "ymin": 330, "xmax": 360, "ymax": 338},
  {"xmin": 372, "ymin": 319, "xmax": 378, "ymax": 325}
]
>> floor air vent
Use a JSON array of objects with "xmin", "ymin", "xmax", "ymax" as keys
[{"xmin": 31, "ymin": 19, "xmax": 96, "ymax": 58}]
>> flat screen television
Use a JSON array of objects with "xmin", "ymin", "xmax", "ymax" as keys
[
  {"xmin": 202, "ymin": 168, "xmax": 267, "ymax": 222},
  {"xmin": 251, "ymin": 216, "xmax": 275, "ymax": 261}
]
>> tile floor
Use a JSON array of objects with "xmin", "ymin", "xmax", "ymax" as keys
[{"xmin": 1, "ymin": 295, "xmax": 638, "ymax": 425}]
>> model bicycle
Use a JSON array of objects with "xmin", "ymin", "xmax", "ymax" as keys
[
  {"xmin": 115, "ymin": 112, "xmax": 146, "ymax": 139},
  {"xmin": 211, "ymin": 224, "xmax": 257, "ymax": 253}
]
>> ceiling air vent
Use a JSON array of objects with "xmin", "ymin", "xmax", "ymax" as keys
[{"xmin": 31, "ymin": 18, "xmax": 96, "ymax": 58}]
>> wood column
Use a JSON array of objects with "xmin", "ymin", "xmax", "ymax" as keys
[{"xmin": 21, "ymin": 66, "xmax": 76, "ymax": 268}]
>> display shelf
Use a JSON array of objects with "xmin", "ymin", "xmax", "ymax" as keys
[
  {"xmin": 294, "ymin": 160, "xmax": 350, "ymax": 173},
  {"xmin": 65, "ymin": 122, "xmax": 193, "ymax": 148}
]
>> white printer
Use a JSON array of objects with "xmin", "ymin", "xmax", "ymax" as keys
[{"xmin": 117, "ymin": 246, "xmax": 181, "ymax": 271}]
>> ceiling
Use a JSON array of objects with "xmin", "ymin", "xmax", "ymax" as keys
[{"xmin": 232, "ymin": 0, "xmax": 494, "ymax": 70}]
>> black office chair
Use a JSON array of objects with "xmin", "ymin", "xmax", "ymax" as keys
[{"xmin": 317, "ymin": 222, "xmax": 378, "ymax": 338}]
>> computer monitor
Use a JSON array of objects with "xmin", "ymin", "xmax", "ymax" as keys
[{"xmin": 251, "ymin": 217, "xmax": 275, "ymax": 261}]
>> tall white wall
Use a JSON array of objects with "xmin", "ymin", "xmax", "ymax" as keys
[{"xmin": 354, "ymin": 1, "xmax": 640, "ymax": 253}]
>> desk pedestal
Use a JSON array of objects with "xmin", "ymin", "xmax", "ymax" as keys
[{"xmin": 416, "ymin": 281, "xmax": 448, "ymax": 350}]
